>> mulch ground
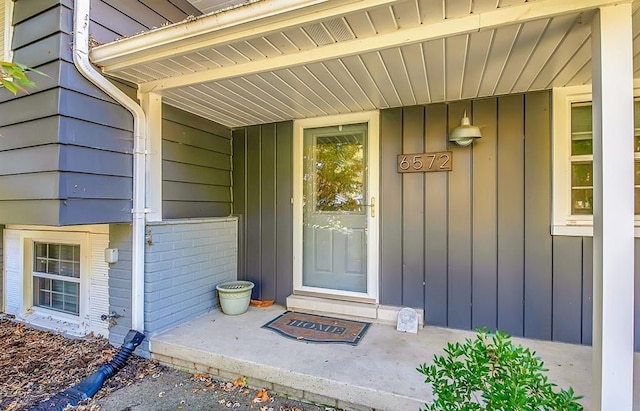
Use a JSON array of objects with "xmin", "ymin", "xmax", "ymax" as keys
[
  {"xmin": 0, "ymin": 317, "xmax": 162, "ymax": 410},
  {"xmin": 0, "ymin": 316, "xmax": 337, "ymax": 411}
]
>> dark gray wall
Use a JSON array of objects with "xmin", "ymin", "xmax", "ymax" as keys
[
  {"xmin": 162, "ymin": 105, "xmax": 232, "ymax": 219},
  {"xmin": 89, "ymin": 0, "xmax": 200, "ymax": 45},
  {"xmin": 380, "ymin": 95, "xmax": 549, "ymax": 336},
  {"xmin": 232, "ymin": 93, "xmax": 638, "ymax": 350},
  {"xmin": 232, "ymin": 122, "xmax": 293, "ymax": 303},
  {"xmin": 0, "ymin": 0, "xmax": 199, "ymax": 226},
  {"xmin": 380, "ymin": 93, "xmax": 640, "ymax": 350}
]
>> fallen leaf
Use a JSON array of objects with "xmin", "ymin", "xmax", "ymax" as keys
[
  {"xmin": 233, "ymin": 376, "xmax": 247, "ymax": 388},
  {"xmin": 158, "ymin": 391, "xmax": 165, "ymax": 398},
  {"xmin": 250, "ymin": 299, "xmax": 275, "ymax": 307},
  {"xmin": 253, "ymin": 389, "xmax": 270, "ymax": 403}
]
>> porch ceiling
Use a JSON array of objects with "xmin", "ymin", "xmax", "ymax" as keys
[{"xmin": 92, "ymin": 0, "xmax": 640, "ymax": 128}]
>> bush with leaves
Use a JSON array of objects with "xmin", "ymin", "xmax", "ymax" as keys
[
  {"xmin": 417, "ymin": 329, "xmax": 584, "ymax": 411},
  {"xmin": 0, "ymin": 61, "xmax": 39, "ymax": 94}
]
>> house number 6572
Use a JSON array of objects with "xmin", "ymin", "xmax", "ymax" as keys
[{"xmin": 397, "ymin": 151, "xmax": 452, "ymax": 173}]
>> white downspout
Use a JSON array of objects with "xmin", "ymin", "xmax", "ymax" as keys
[{"xmin": 73, "ymin": 0, "xmax": 146, "ymax": 332}]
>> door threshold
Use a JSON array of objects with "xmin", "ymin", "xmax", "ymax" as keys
[{"xmin": 286, "ymin": 294, "xmax": 424, "ymax": 326}]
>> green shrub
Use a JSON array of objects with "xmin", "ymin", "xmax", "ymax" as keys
[
  {"xmin": 0, "ymin": 61, "xmax": 42, "ymax": 94},
  {"xmin": 417, "ymin": 329, "xmax": 584, "ymax": 411}
]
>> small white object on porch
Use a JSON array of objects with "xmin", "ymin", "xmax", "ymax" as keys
[
  {"xmin": 396, "ymin": 307, "xmax": 419, "ymax": 334},
  {"xmin": 591, "ymin": 3, "xmax": 635, "ymax": 411}
]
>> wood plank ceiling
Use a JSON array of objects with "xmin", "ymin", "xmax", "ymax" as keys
[{"xmin": 95, "ymin": 0, "xmax": 640, "ymax": 128}]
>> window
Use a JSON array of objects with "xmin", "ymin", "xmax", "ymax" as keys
[
  {"xmin": 4, "ymin": 226, "xmax": 110, "ymax": 336},
  {"xmin": 552, "ymin": 84, "xmax": 640, "ymax": 236},
  {"xmin": 32, "ymin": 242, "xmax": 81, "ymax": 315}
]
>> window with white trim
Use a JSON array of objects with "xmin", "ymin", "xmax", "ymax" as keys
[
  {"xmin": 32, "ymin": 242, "xmax": 81, "ymax": 316},
  {"xmin": 552, "ymin": 84, "xmax": 640, "ymax": 236}
]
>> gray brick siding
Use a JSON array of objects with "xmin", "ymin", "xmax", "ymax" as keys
[
  {"xmin": 145, "ymin": 218, "xmax": 237, "ymax": 336},
  {"xmin": 108, "ymin": 224, "xmax": 134, "ymax": 348}
]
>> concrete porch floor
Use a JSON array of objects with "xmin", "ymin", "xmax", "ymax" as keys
[{"xmin": 149, "ymin": 305, "xmax": 640, "ymax": 411}]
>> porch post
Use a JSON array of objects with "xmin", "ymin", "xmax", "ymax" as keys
[
  {"xmin": 591, "ymin": 3, "xmax": 634, "ymax": 411},
  {"xmin": 139, "ymin": 92, "xmax": 163, "ymax": 222}
]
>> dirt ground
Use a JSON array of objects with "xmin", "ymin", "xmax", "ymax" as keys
[{"xmin": 0, "ymin": 316, "xmax": 337, "ymax": 411}]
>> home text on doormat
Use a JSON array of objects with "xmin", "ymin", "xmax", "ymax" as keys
[{"xmin": 262, "ymin": 311, "xmax": 370, "ymax": 345}]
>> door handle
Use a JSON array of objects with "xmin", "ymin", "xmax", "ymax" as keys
[{"xmin": 370, "ymin": 197, "xmax": 376, "ymax": 218}]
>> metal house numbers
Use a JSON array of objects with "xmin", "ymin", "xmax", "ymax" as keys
[{"xmin": 397, "ymin": 151, "xmax": 452, "ymax": 173}]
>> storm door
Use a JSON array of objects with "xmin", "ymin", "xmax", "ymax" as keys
[{"xmin": 293, "ymin": 113, "xmax": 379, "ymax": 301}]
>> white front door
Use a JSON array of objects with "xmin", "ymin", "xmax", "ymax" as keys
[{"xmin": 293, "ymin": 112, "xmax": 379, "ymax": 301}]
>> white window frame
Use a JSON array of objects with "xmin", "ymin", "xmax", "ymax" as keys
[
  {"xmin": 32, "ymin": 241, "xmax": 82, "ymax": 317},
  {"xmin": 1, "ymin": 0, "xmax": 14, "ymax": 61},
  {"xmin": 23, "ymin": 231, "xmax": 90, "ymax": 324},
  {"xmin": 552, "ymin": 83, "xmax": 640, "ymax": 236}
]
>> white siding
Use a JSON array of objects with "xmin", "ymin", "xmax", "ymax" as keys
[
  {"xmin": 0, "ymin": 0, "xmax": 5, "ymax": 60},
  {"xmin": 3, "ymin": 226, "xmax": 110, "ymax": 337},
  {"xmin": 4, "ymin": 229, "xmax": 23, "ymax": 315},
  {"xmin": 90, "ymin": 233, "xmax": 110, "ymax": 337}
]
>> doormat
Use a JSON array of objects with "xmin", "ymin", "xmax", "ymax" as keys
[{"xmin": 262, "ymin": 311, "xmax": 370, "ymax": 346}]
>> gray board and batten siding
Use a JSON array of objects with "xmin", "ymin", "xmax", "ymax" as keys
[
  {"xmin": 0, "ymin": 0, "xmax": 199, "ymax": 226},
  {"xmin": 232, "ymin": 122, "xmax": 294, "ymax": 304},
  {"xmin": 162, "ymin": 105, "xmax": 233, "ymax": 219},
  {"xmin": 232, "ymin": 92, "xmax": 640, "ymax": 351}
]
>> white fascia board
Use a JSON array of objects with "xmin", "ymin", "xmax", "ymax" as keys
[
  {"xmin": 122, "ymin": 0, "xmax": 629, "ymax": 93},
  {"xmin": 91, "ymin": 0, "xmax": 398, "ymax": 69}
]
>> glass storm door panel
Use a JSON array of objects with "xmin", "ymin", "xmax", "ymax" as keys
[{"xmin": 302, "ymin": 123, "xmax": 368, "ymax": 293}]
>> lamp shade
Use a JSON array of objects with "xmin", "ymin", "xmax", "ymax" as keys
[{"xmin": 449, "ymin": 111, "xmax": 481, "ymax": 146}]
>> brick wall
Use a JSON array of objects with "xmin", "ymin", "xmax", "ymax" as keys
[{"xmin": 145, "ymin": 218, "xmax": 237, "ymax": 336}]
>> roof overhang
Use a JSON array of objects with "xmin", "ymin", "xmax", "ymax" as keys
[{"xmin": 91, "ymin": 0, "xmax": 639, "ymax": 128}]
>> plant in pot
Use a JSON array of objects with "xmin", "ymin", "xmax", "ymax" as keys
[
  {"xmin": 216, "ymin": 280, "xmax": 255, "ymax": 315},
  {"xmin": 417, "ymin": 328, "xmax": 584, "ymax": 411}
]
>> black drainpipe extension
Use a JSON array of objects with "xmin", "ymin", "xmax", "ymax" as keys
[{"xmin": 30, "ymin": 329, "xmax": 145, "ymax": 411}]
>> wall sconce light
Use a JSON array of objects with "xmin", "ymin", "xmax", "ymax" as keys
[{"xmin": 449, "ymin": 110, "xmax": 482, "ymax": 146}]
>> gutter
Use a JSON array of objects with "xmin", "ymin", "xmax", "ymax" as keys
[
  {"xmin": 89, "ymin": 0, "xmax": 393, "ymax": 70},
  {"xmin": 73, "ymin": 0, "xmax": 146, "ymax": 332},
  {"xmin": 90, "ymin": 0, "xmax": 330, "ymax": 65}
]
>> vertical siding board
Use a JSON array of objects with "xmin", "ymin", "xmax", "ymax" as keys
[
  {"xmin": 447, "ymin": 101, "xmax": 473, "ymax": 330},
  {"xmin": 497, "ymin": 95, "xmax": 525, "ymax": 336},
  {"xmin": 246, "ymin": 126, "xmax": 262, "ymax": 299},
  {"xmin": 260, "ymin": 124, "xmax": 277, "ymax": 301},
  {"xmin": 275, "ymin": 121, "xmax": 293, "ymax": 304},
  {"xmin": 380, "ymin": 108, "xmax": 403, "ymax": 306},
  {"xmin": 402, "ymin": 106, "xmax": 425, "ymax": 308},
  {"xmin": 582, "ymin": 236, "xmax": 593, "ymax": 345},
  {"xmin": 424, "ymin": 104, "xmax": 449, "ymax": 326},
  {"xmin": 470, "ymin": 98, "xmax": 498, "ymax": 331},
  {"xmin": 523, "ymin": 91, "xmax": 553, "ymax": 340},
  {"xmin": 233, "ymin": 129, "xmax": 247, "ymax": 282},
  {"xmin": 552, "ymin": 236, "xmax": 583, "ymax": 344}
]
